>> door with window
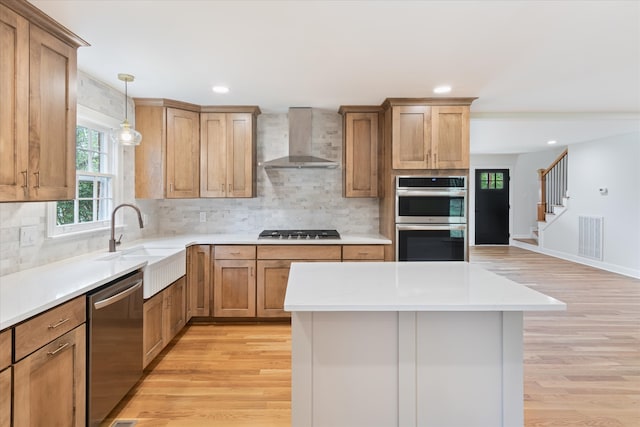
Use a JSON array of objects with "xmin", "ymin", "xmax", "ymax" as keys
[{"xmin": 475, "ymin": 169, "xmax": 509, "ymax": 245}]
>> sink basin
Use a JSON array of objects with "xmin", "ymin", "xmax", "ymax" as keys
[{"xmin": 98, "ymin": 245, "xmax": 186, "ymax": 298}]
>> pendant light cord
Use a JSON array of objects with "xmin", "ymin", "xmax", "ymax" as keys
[{"xmin": 124, "ymin": 80, "xmax": 128, "ymax": 121}]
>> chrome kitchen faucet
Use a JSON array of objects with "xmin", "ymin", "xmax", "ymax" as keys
[{"xmin": 109, "ymin": 203, "xmax": 144, "ymax": 252}]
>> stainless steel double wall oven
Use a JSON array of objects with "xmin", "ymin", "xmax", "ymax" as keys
[{"xmin": 395, "ymin": 176, "xmax": 467, "ymax": 261}]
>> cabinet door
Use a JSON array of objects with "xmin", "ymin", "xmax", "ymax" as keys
[
  {"xmin": 29, "ymin": 24, "xmax": 77, "ymax": 201},
  {"xmin": 256, "ymin": 260, "xmax": 291, "ymax": 318},
  {"xmin": 0, "ymin": 367, "xmax": 10, "ymax": 427},
  {"xmin": 13, "ymin": 325, "xmax": 86, "ymax": 427},
  {"xmin": 226, "ymin": 113, "xmax": 254, "ymax": 198},
  {"xmin": 200, "ymin": 113, "xmax": 227, "ymax": 197},
  {"xmin": 143, "ymin": 291, "xmax": 164, "ymax": 368},
  {"xmin": 0, "ymin": 4, "xmax": 29, "ymax": 201},
  {"xmin": 134, "ymin": 105, "xmax": 165, "ymax": 199},
  {"xmin": 213, "ymin": 260, "xmax": 256, "ymax": 317},
  {"xmin": 164, "ymin": 277, "xmax": 186, "ymax": 343},
  {"xmin": 431, "ymin": 106, "xmax": 469, "ymax": 169},
  {"xmin": 187, "ymin": 245, "xmax": 212, "ymax": 318},
  {"xmin": 166, "ymin": 107, "xmax": 200, "ymax": 198},
  {"xmin": 344, "ymin": 112, "xmax": 378, "ymax": 197},
  {"xmin": 392, "ymin": 105, "xmax": 431, "ymax": 170}
]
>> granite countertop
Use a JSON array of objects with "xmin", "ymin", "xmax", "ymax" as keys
[
  {"xmin": 284, "ymin": 261, "xmax": 566, "ymax": 312},
  {"xmin": 0, "ymin": 233, "xmax": 390, "ymax": 330}
]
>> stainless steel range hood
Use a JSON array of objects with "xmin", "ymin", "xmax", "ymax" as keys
[{"xmin": 261, "ymin": 107, "xmax": 338, "ymax": 169}]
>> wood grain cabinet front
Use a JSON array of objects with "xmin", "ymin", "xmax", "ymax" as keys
[
  {"xmin": 134, "ymin": 99, "xmax": 201, "ymax": 199},
  {"xmin": 384, "ymin": 98, "xmax": 475, "ymax": 171},
  {"xmin": 13, "ymin": 324, "xmax": 86, "ymax": 427},
  {"xmin": 200, "ymin": 110, "xmax": 259, "ymax": 198},
  {"xmin": 256, "ymin": 245, "xmax": 342, "ymax": 318},
  {"xmin": 13, "ymin": 296, "xmax": 85, "ymax": 361},
  {"xmin": 342, "ymin": 245, "xmax": 385, "ymax": 261},
  {"xmin": 339, "ymin": 107, "xmax": 381, "ymax": 198},
  {"xmin": 213, "ymin": 246, "xmax": 257, "ymax": 317},
  {"xmin": 0, "ymin": 1, "xmax": 87, "ymax": 202},
  {"xmin": 143, "ymin": 276, "xmax": 187, "ymax": 368},
  {"xmin": 0, "ymin": 366, "xmax": 10, "ymax": 427},
  {"xmin": 187, "ymin": 245, "xmax": 212, "ymax": 318}
]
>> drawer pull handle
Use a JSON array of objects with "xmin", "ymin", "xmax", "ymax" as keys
[
  {"xmin": 47, "ymin": 342, "xmax": 70, "ymax": 356},
  {"xmin": 48, "ymin": 318, "xmax": 70, "ymax": 329},
  {"xmin": 33, "ymin": 171, "xmax": 40, "ymax": 189},
  {"xmin": 358, "ymin": 252, "xmax": 369, "ymax": 256},
  {"xmin": 21, "ymin": 170, "xmax": 28, "ymax": 188}
]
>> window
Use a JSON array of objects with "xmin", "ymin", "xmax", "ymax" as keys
[
  {"xmin": 48, "ymin": 108, "xmax": 122, "ymax": 237},
  {"xmin": 480, "ymin": 172, "xmax": 504, "ymax": 190}
]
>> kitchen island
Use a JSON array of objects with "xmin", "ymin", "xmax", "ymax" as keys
[{"xmin": 284, "ymin": 262, "xmax": 566, "ymax": 427}]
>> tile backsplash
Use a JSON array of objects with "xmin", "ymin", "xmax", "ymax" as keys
[
  {"xmin": 0, "ymin": 80, "xmax": 379, "ymax": 276},
  {"xmin": 155, "ymin": 109, "xmax": 379, "ymax": 235}
]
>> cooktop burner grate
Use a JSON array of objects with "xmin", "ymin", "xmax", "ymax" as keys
[{"xmin": 258, "ymin": 229, "xmax": 341, "ymax": 240}]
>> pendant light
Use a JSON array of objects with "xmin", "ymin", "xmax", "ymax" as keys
[{"xmin": 111, "ymin": 73, "xmax": 142, "ymax": 146}]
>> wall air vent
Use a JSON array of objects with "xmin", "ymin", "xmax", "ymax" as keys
[{"xmin": 578, "ymin": 216, "xmax": 603, "ymax": 260}]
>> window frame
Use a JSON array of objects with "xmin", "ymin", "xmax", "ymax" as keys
[{"xmin": 47, "ymin": 106, "xmax": 124, "ymax": 238}]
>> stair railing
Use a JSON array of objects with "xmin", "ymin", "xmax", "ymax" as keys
[{"xmin": 537, "ymin": 148, "xmax": 568, "ymax": 221}]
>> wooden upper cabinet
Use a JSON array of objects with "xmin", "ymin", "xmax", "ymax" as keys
[
  {"xmin": 431, "ymin": 106, "xmax": 470, "ymax": 169},
  {"xmin": 0, "ymin": 1, "xmax": 87, "ymax": 202},
  {"xmin": 385, "ymin": 98, "xmax": 475, "ymax": 171},
  {"xmin": 392, "ymin": 105, "xmax": 431, "ymax": 169},
  {"xmin": 200, "ymin": 109, "xmax": 258, "ymax": 198},
  {"xmin": 0, "ymin": 4, "xmax": 28, "ymax": 201},
  {"xmin": 134, "ymin": 99, "xmax": 201, "ymax": 199},
  {"xmin": 166, "ymin": 107, "xmax": 200, "ymax": 198},
  {"xmin": 339, "ymin": 107, "xmax": 380, "ymax": 198}
]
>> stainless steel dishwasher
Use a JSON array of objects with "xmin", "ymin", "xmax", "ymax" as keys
[{"xmin": 87, "ymin": 270, "xmax": 144, "ymax": 426}]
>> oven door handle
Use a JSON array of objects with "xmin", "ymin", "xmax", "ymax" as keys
[
  {"xmin": 93, "ymin": 280, "xmax": 142, "ymax": 310},
  {"xmin": 396, "ymin": 189, "xmax": 467, "ymax": 197},
  {"xmin": 396, "ymin": 224, "xmax": 467, "ymax": 231}
]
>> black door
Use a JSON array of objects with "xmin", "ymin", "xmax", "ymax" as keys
[{"xmin": 475, "ymin": 169, "xmax": 509, "ymax": 244}]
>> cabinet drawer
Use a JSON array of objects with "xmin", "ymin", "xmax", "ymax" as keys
[
  {"xmin": 214, "ymin": 245, "xmax": 256, "ymax": 260},
  {"xmin": 14, "ymin": 296, "xmax": 85, "ymax": 361},
  {"xmin": 342, "ymin": 245, "xmax": 385, "ymax": 261},
  {"xmin": 257, "ymin": 245, "xmax": 342, "ymax": 260},
  {"xmin": 0, "ymin": 330, "xmax": 11, "ymax": 371}
]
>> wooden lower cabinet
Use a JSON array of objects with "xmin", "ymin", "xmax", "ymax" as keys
[
  {"xmin": 257, "ymin": 260, "xmax": 292, "ymax": 318},
  {"xmin": 13, "ymin": 324, "xmax": 86, "ymax": 427},
  {"xmin": 143, "ymin": 276, "xmax": 187, "ymax": 368},
  {"xmin": 342, "ymin": 245, "xmax": 385, "ymax": 261},
  {"xmin": 187, "ymin": 245, "xmax": 212, "ymax": 318},
  {"xmin": 213, "ymin": 259, "xmax": 256, "ymax": 317},
  {"xmin": 164, "ymin": 276, "xmax": 186, "ymax": 342},
  {"xmin": 0, "ymin": 367, "xmax": 11, "ymax": 427}
]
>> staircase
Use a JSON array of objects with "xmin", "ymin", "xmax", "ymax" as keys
[{"xmin": 518, "ymin": 149, "xmax": 569, "ymax": 246}]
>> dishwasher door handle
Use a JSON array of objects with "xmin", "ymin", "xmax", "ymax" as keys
[{"xmin": 93, "ymin": 280, "xmax": 143, "ymax": 310}]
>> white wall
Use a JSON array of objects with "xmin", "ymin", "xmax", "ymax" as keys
[{"xmin": 542, "ymin": 132, "xmax": 640, "ymax": 276}]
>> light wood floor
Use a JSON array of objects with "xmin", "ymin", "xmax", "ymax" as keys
[{"xmin": 104, "ymin": 246, "xmax": 640, "ymax": 427}]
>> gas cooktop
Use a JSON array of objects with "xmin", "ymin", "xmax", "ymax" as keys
[{"xmin": 258, "ymin": 229, "xmax": 341, "ymax": 240}]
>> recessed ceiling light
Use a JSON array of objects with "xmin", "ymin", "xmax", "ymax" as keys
[
  {"xmin": 547, "ymin": 140, "xmax": 557, "ymax": 145},
  {"xmin": 212, "ymin": 85, "xmax": 229, "ymax": 94},
  {"xmin": 433, "ymin": 85, "xmax": 452, "ymax": 94}
]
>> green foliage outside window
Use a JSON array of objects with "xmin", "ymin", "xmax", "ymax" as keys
[{"xmin": 480, "ymin": 172, "xmax": 504, "ymax": 190}]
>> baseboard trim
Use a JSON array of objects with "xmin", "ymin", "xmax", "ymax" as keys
[{"xmin": 510, "ymin": 240, "xmax": 640, "ymax": 279}]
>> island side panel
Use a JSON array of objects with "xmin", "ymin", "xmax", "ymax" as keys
[
  {"xmin": 398, "ymin": 312, "xmax": 417, "ymax": 426},
  {"xmin": 415, "ymin": 312, "xmax": 504, "ymax": 427},
  {"xmin": 311, "ymin": 311, "xmax": 399, "ymax": 427},
  {"xmin": 291, "ymin": 312, "xmax": 313, "ymax": 427},
  {"xmin": 502, "ymin": 311, "xmax": 524, "ymax": 426}
]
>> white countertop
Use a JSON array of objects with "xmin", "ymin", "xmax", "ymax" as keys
[
  {"xmin": 284, "ymin": 262, "xmax": 566, "ymax": 312},
  {"xmin": 0, "ymin": 233, "xmax": 390, "ymax": 330}
]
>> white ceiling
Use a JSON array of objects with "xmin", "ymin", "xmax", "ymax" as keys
[{"xmin": 29, "ymin": 0, "xmax": 640, "ymax": 154}]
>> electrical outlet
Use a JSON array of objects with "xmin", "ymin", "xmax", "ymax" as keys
[
  {"xmin": 199, "ymin": 212, "xmax": 207, "ymax": 223},
  {"xmin": 20, "ymin": 226, "xmax": 38, "ymax": 247}
]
